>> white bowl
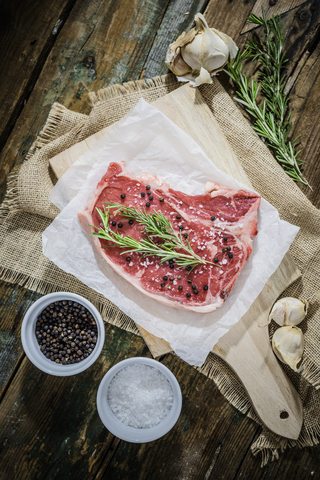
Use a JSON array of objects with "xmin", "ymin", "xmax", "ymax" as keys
[
  {"xmin": 96, "ymin": 357, "xmax": 182, "ymax": 443},
  {"xmin": 21, "ymin": 292, "xmax": 105, "ymax": 376}
]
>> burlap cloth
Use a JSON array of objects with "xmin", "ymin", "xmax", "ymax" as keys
[{"xmin": 1, "ymin": 74, "xmax": 320, "ymax": 465}]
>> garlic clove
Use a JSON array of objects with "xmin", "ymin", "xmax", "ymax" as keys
[
  {"xmin": 272, "ymin": 326, "xmax": 304, "ymax": 372},
  {"xmin": 194, "ymin": 67, "xmax": 213, "ymax": 87},
  {"xmin": 211, "ymin": 28, "xmax": 238, "ymax": 60},
  {"xmin": 165, "ymin": 46, "xmax": 192, "ymax": 76},
  {"xmin": 166, "ymin": 29, "xmax": 197, "ymax": 74},
  {"xmin": 269, "ymin": 297, "xmax": 307, "ymax": 326}
]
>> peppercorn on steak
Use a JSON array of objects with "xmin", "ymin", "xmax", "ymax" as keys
[{"xmin": 78, "ymin": 161, "xmax": 261, "ymax": 313}]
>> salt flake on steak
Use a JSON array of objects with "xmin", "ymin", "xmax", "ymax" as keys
[{"xmin": 78, "ymin": 161, "xmax": 261, "ymax": 313}]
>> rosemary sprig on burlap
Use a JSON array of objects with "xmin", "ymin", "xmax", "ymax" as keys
[
  {"xmin": 225, "ymin": 10, "xmax": 309, "ymax": 186},
  {"xmin": 90, "ymin": 203, "xmax": 219, "ymax": 270}
]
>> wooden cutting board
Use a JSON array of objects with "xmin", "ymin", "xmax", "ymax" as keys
[{"xmin": 50, "ymin": 84, "xmax": 303, "ymax": 439}]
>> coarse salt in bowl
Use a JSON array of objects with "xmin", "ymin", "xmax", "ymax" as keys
[
  {"xmin": 97, "ymin": 357, "xmax": 182, "ymax": 442},
  {"xmin": 21, "ymin": 292, "xmax": 105, "ymax": 376}
]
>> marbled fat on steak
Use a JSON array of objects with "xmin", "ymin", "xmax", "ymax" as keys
[{"xmin": 78, "ymin": 162, "xmax": 261, "ymax": 313}]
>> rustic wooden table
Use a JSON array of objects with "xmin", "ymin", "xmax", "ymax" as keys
[{"xmin": 1, "ymin": 1, "xmax": 320, "ymax": 479}]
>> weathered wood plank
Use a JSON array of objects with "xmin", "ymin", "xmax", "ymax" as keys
[
  {"xmin": 0, "ymin": 282, "xmax": 41, "ymax": 400},
  {"xmin": 289, "ymin": 40, "xmax": 320, "ymax": 206},
  {"xmin": 0, "ymin": 0, "xmax": 76, "ymax": 146},
  {"xmin": 214, "ymin": 1, "xmax": 320, "ymax": 87},
  {"xmin": 241, "ymin": 0, "xmax": 309, "ymax": 33},
  {"xmin": 285, "ymin": 51, "xmax": 310, "ymax": 95},
  {"xmin": 204, "ymin": 0, "xmax": 257, "ymax": 46},
  {"xmin": 205, "ymin": 420, "xmax": 260, "ymax": 480},
  {"xmin": 0, "ymin": 0, "xmax": 77, "ymax": 203},
  {"xmin": 282, "ymin": 1, "xmax": 320, "ymax": 78},
  {"xmin": 142, "ymin": 0, "xmax": 209, "ymax": 79},
  {"xmin": 234, "ymin": 436, "xmax": 320, "ymax": 479},
  {"xmin": 0, "ymin": 0, "xmax": 171, "ymax": 205}
]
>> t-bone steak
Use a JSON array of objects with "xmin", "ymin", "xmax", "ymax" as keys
[{"xmin": 78, "ymin": 161, "xmax": 261, "ymax": 313}]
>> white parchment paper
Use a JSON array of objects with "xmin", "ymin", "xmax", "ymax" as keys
[{"xmin": 43, "ymin": 99, "xmax": 299, "ymax": 366}]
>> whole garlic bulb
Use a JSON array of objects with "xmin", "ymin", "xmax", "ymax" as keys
[
  {"xmin": 165, "ymin": 13, "xmax": 238, "ymax": 87},
  {"xmin": 269, "ymin": 297, "xmax": 307, "ymax": 326},
  {"xmin": 272, "ymin": 326, "xmax": 304, "ymax": 372}
]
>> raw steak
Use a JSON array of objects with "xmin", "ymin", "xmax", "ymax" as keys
[{"xmin": 78, "ymin": 161, "xmax": 261, "ymax": 313}]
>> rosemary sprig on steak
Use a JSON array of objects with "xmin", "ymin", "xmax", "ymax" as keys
[{"xmin": 90, "ymin": 203, "xmax": 219, "ymax": 270}]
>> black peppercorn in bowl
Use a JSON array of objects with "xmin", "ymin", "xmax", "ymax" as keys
[{"xmin": 21, "ymin": 292, "xmax": 105, "ymax": 376}]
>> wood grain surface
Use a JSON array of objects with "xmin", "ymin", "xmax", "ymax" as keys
[
  {"xmin": 0, "ymin": 0, "xmax": 77, "ymax": 151},
  {"xmin": 241, "ymin": 0, "xmax": 309, "ymax": 33},
  {"xmin": 1, "ymin": 0, "xmax": 320, "ymax": 478}
]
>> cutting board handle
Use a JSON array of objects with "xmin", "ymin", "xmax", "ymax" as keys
[{"xmin": 213, "ymin": 253, "xmax": 303, "ymax": 439}]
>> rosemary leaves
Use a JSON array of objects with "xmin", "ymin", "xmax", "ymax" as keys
[{"xmin": 225, "ymin": 9, "xmax": 308, "ymax": 186}]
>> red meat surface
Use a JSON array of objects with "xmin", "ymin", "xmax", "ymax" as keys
[{"xmin": 78, "ymin": 161, "xmax": 261, "ymax": 313}]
